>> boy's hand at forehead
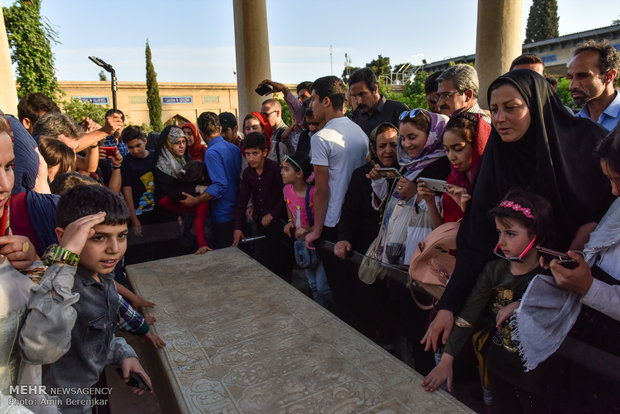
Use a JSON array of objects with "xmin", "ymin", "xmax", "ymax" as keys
[{"xmin": 57, "ymin": 212, "xmax": 107, "ymax": 255}]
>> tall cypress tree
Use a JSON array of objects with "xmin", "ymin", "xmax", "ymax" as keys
[
  {"xmin": 3, "ymin": 0, "xmax": 60, "ymax": 98},
  {"xmin": 145, "ymin": 40, "xmax": 163, "ymax": 132},
  {"xmin": 525, "ymin": 0, "xmax": 559, "ymax": 44}
]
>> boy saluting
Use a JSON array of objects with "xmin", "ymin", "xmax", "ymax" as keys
[{"xmin": 22, "ymin": 185, "xmax": 152, "ymax": 413}]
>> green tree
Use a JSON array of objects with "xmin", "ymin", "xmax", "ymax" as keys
[
  {"xmin": 402, "ymin": 70, "xmax": 430, "ymax": 109},
  {"xmin": 524, "ymin": 0, "xmax": 559, "ymax": 44},
  {"xmin": 556, "ymin": 77, "xmax": 579, "ymax": 110},
  {"xmin": 98, "ymin": 70, "xmax": 107, "ymax": 81},
  {"xmin": 393, "ymin": 62, "xmax": 409, "ymax": 73},
  {"xmin": 342, "ymin": 66, "xmax": 361, "ymax": 83},
  {"xmin": 377, "ymin": 70, "xmax": 430, "ymax": 111},
  {"xmin": 145, "ymin": 40, "xmax": 163, "ymax": 132},
  {"xmin": 366, "ymin": 55, "xmax": 391, "ymax": 79},
  {"xmin": 277, "ymin": 97, "xmax": 292, "ymax": 126},
  {"xmin": 3, "ymin": 0, "xmax": 60, "ymax": 99},
  {"xmin": 61, "ymin": 98, "xmax": 109, "ymax": 125}
]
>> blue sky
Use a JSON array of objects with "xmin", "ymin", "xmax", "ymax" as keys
[{"xmin": 6, "ymin": 0, "xmax": 619, "ymax": 83}]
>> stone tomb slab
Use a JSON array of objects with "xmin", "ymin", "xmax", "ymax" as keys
[{"xmin": 126, "ymin": 248, "xmax": 472, "ymax": 414}]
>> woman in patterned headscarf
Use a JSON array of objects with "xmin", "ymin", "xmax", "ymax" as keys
[
  {"xmin": 369, "ymin": 109, "xmax": 451, "ymax": 267},
  {"xmin": 153, "ymin": 125, "xmax": 190, "ymax": 204}
]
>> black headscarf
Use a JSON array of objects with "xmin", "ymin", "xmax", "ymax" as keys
[
  {"xmin": 439, "ymin": 69, "xmax": 613, "ymax": 314},
  {"xmin": 368, "ymin": 121, "xmax": 399, "ymax": 166}
]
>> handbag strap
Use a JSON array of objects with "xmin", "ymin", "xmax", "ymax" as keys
[
  {"xmin": 378, "ymin": 175, "xmax": 401, "ymax": 225},
  {"xmin": 306, "ymin": 184, "xmax": 314, "ymax": 227},
  {"xmin": 408, "ymin": 285, "xmax": 436, "ymax": 311}
]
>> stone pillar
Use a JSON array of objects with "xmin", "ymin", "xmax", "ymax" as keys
[
  {"xmin": 0, "ymin": 0, "xmax": 18, "ymax": 115},
  {"xmin": 475, "ymin": 0, "xmax": 523, "ymax": 108},
  {"xmin": 233, "ymin": 0, "xmax": 271, "ymax": 120}
]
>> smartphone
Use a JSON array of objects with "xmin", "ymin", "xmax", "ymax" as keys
[
  {"xmin": 536, "ymin": 246, "xmax": 579, "ymax": 269},
  {"xmin": 377, "ymin": 167, "xmax": 402, "ymax": 179},
  {"xmin": 255, "ymin": 84, "xmax": 273, "ymax": 96},
  {"xmin": 101, "ymin": 146, "xmax": 117, "ymax": 157},
  {"xmin": 116, "ymin": 368, "xmax": 152, "ymax": 391},
  {"xmin": 418, "ymin": 177, "xmax": 449, "ymax": 193}
]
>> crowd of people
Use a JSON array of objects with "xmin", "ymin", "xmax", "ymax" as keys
[{"xmin": 0, "ymin": 38, "xmax": 619, "ymax": 413}]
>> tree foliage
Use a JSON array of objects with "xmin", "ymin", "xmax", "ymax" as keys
[
  {"xmin": 3, "ymin": 0, "xmax": 60, "ymax": 99},
  {"xmin": 556, "ymin": 77, "xmax": 579, "ymax": 110},
  {"xmin": 145, "ymin": 40, "xmax": 163, "ymax": 132},
  {"xmin": 524, "ymin": 0, "xmax": 559, "ymax": 44},
  {"xmin": 277, "ymin": 97, "xmax": 292, "ymax": 126},
  {"xmin": 379, "ymin": 70, "xmax": 430, "ymax": 111},
  {"xmin": 366, "ymin": 55, "xmax": 392, "ymax": 79},
  {"xmin": 342, "ymin": 66, "xmax": 361, "ymax": 83},
  {"xmin": 61, "ymin": 98, "xmax": 109, "ymax": 125}
]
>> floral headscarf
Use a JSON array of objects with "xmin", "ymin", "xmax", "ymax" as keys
[
  {"xmin": 156, "ymin": 126, "xmax": 187, "ymax": 178},
  {"xmin": 397, "ymin": 109, "xmax": 449, "ymax": 181}
]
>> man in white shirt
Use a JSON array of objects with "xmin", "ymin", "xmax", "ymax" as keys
[{"xmin": 305, "ymin": 75, "xmax": 368, "ymax": 249}]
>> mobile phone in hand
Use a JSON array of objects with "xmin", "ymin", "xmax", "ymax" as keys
[
  {"xmin": 536, "ymin": 246, "xmax": 579, "ymax": 269},
  {"xmin": 116, "ymin": 368, "xmax": 152, "ymax": 391},
  {"xmin": 418, "ymin": 177, "xmax": 449, "ymax": 193},
  {"xmin": 376, "ymin": 167, "xmax": 402, "ymax": 179},
  {"xmin": 255, "ymin": 84, "xmax": 273, "ymax": 96},
  {"xmin": 101, "ymin": 146, "xmax": 117, "ymax": 157}
]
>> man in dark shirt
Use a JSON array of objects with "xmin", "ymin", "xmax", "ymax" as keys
[{"xmin": 349, "ymin": 68, "xmax": 408, "ymax": 136}]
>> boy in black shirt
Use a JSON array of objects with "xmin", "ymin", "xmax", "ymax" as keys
[{"xmin": 120, "ymin": 126, "xmax": 156, "ymax": 236}]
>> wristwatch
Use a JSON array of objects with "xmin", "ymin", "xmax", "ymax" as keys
[{"xmin": 42, "ymin": 244, "xmax": 80, "ymax": 266}]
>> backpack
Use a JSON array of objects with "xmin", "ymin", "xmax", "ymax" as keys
[{"xmin": 408, "ymin": 221, "xmax": 460, "ymax": 302}]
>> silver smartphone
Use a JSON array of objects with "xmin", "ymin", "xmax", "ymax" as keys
[{"xmin": 418, "ymin": 177, "xmax": 449, "ymax": 193}]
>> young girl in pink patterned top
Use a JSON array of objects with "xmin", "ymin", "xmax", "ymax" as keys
[{"xmin": 281, "ymin": 151, "xmax": 334, "ymax": 309}]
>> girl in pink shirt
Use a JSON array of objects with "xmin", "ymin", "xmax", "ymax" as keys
[{"xmin": 281, "ymin": 152, "xmax": 334, "ymax": 308}]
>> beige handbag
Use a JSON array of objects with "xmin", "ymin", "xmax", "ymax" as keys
[{"xmin": 358, "ymin": 226, "xmax": 388, "ymax": 285}]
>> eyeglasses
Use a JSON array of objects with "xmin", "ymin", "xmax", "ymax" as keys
[
  {"xmin": 435, "ymin": 90, "xmax": 462, "ymax": 102},
  {"xmin": 399, "ymin": 108, "xmax": 422, "ymax": 121},
  {"xmin": 282, "ymin": 154, "xmax": 302, "ymax": 173},
  {"xmin": 261, "ymin": 111, "xmax": 277, "ymax": 117},
  {"xmin": 172, "ymin": 139, "xmax": 186, "ymax": 146}
]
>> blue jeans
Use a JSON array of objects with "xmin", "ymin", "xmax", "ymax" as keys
[{"xmin": 304, "ymin": 260, "xmax": 334, "ymax": 309}]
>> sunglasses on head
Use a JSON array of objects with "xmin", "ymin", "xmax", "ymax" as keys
[{"xmin": 399, "ymin": 108, "xmax": 422, "ymax": 121}]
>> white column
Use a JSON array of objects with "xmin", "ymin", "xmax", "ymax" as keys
[
  {"xmin": 475, "ymin": 0, "xmax": 523, "ymax": 108},
  {"xmin": 233, "ymin": 0, "xmax": 272, "ymax": 120},
  {"xmin": 0, "ymin": 0, "xmax": 18, "ymax": 115}
]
